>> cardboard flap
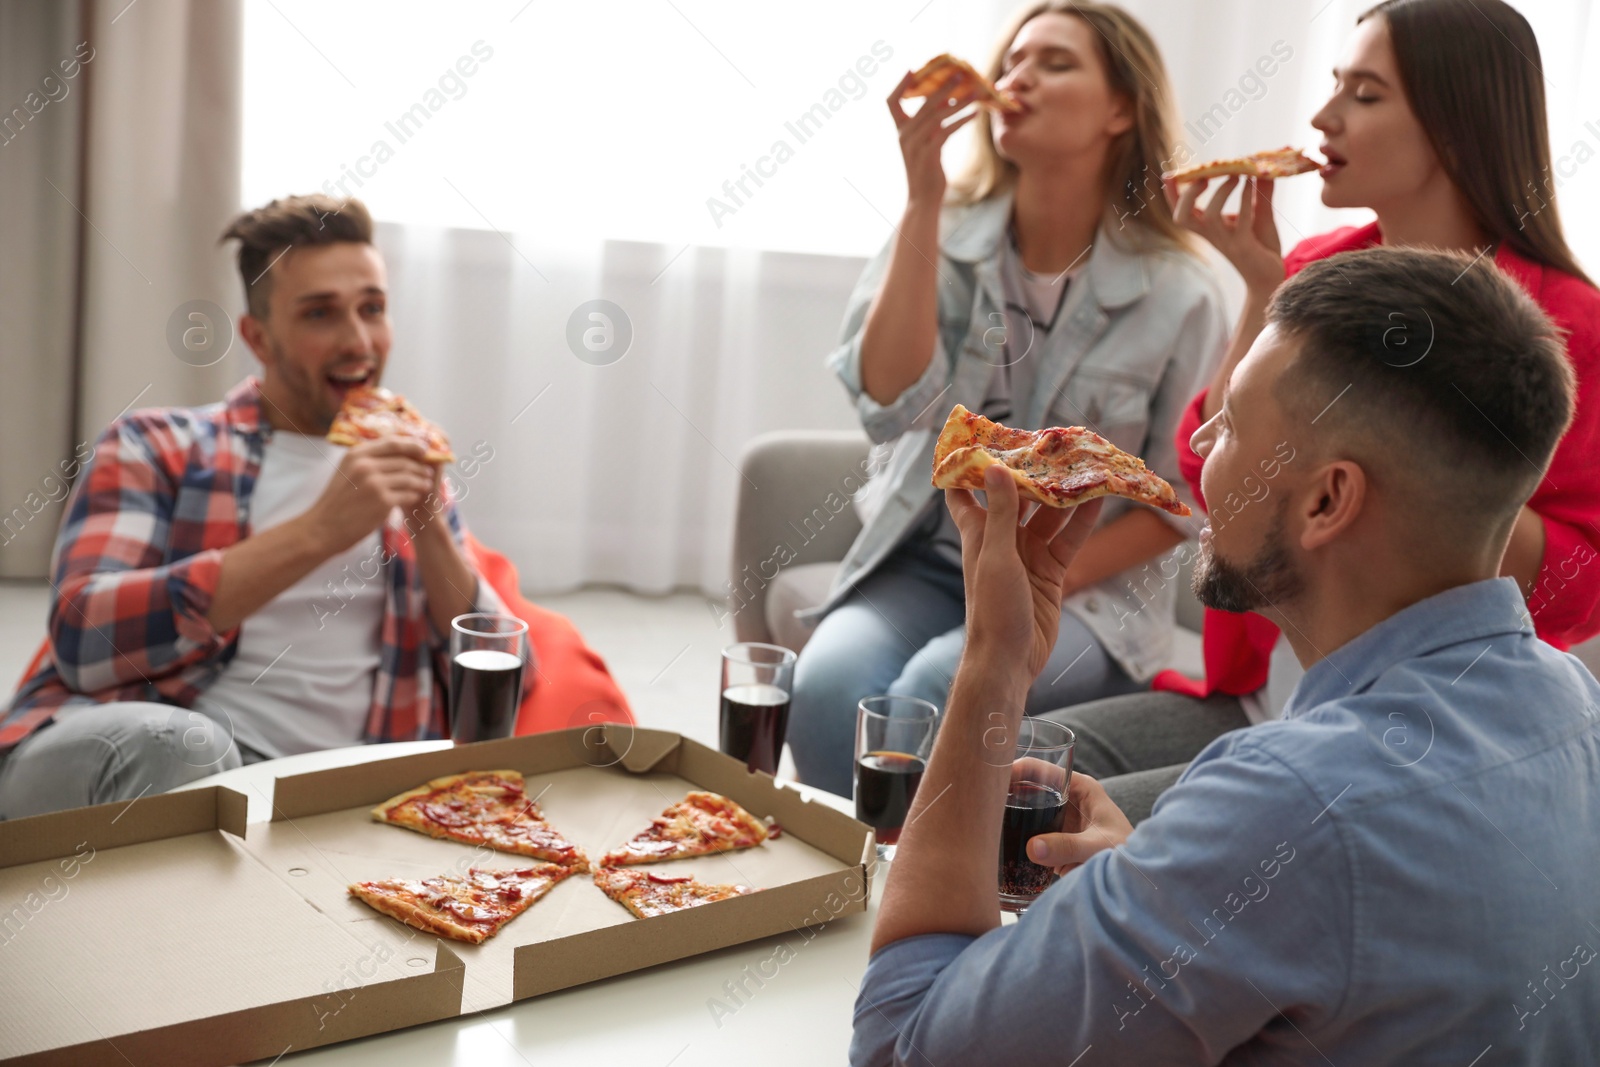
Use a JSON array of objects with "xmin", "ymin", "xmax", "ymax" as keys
[
  {"xmin": 511, "ymin": 869, "xmax": 870, "ymax": 1000},
  {"xmin": 433, "ymin": 940, "xmax": 465, "ymax": 975},
  {"xmin": 0, "ymin": 820, "xmax": 466, "ymax": 1067},
  {"xmin": 611, "ymin": 726, "xmax": 682, "ymax": 773},
  {"xmin": 5, "ymin": 930, "xmax": 468, "ymax": 1067},
  {"xmin": 0, "ymin": 786, "xmax": 248, "ymax": 869},
  {"xmin": 271, "ymin": 733, "xmax": 598, "ymax": 820}
]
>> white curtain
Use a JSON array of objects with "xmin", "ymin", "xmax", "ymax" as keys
[
  {"xmin": 336, "ymin": 0, "xmax": 1599, "ymax": 596},
  {"xmin": 0, "ymin": 0, "xmax": 84, "ymax": 578},
  {"xmin": 376, "ymin": 225, "xmax": 866, "ymax": 594},
  {"xmin": 9, "ymin": 0, "xmax": 1594, "ymax": 594},
  {"xmin": 75, "ymin": 0, "xmax": 243, "ymax": 435},
  {"xmin": 0, "ymin": 0, "xmax": 241, "ymax": 579}
]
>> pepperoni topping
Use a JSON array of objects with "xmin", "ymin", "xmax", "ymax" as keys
[
  {"xmin": 417, "ymin": 800, "xmax": 480, "ymax": 828},
  {"xmin": 646, "ymin": 872, "xmax": 693, "ymax": 884}
]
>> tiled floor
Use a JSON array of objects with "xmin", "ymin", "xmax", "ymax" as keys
[{"xmin": 0, "ymin": 581, "xmax": 1204, "ymax": 783}]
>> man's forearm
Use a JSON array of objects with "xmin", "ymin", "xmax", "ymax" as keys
[
  {"xmin": 413, "ymin": 515, "xmax": 479, "ymax": 634},
  {"xmin": 871, "ymin": 652, "xmax": 1029, "ymax": 953},
  {"xmin": 208, "ymin": 514, "xmax": 334, "ymax": 632}
]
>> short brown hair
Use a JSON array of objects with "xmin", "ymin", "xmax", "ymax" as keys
[
  {"xmin": 1269, "ymin": 248, "xmax": 1573, "ymax": 536},
  {"xmin": 219, "ymin": 195, "xmax": 374, "ymax": 318}
]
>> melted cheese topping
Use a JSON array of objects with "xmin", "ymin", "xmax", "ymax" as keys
[
  {"xmin": 593, "ymin": 868, "xmax": 754, "ymax": 919},
  {"xmin": 600, "ymin": 791, "xmax": 766, "ymax": 866},
  {"xmin": 353, "ymin": 864, "xmax": 568, "ymax": 940}
]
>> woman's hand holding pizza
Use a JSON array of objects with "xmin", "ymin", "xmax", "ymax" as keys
[
  {"xmin": 888, "ymin": 68, "xmax": 981, "ymax": 208},
  {"xmin": 1164, "ymin": 174, "xmax": 1286, "ymax": 298}
]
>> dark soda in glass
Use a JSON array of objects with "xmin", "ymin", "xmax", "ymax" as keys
[
  {"xmin": 999, "ymin": 781, "xmax": 1068, "ymax": 903},
  {"xmin": 719, "ymin": 683, "xmax": 790, "ymax": 775},
  {"xmin": 449, "ymin": 648, "xmax": 523, "ymax": 743},
  {"xmin": 854, "ymin": 751, "xmax": 926, "ymax": 846}
]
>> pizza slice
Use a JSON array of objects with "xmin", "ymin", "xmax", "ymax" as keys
[
  {"xmin": 372, "ymin": 769, "xmax": 590, "ymax": 872},
  {"xmin": 931, "ymin": 404, "xmax": 1191, "ymax": 516},
  {"xmin": 327, "ymin": 384, "xmax": 454, "ymax": 463},
  {"xmin": 902, "ymin": 53, "xmax": 1022, "ymax": 114},
  {"xmin": 1164, "ymin": 146, "xmax": 1321, "ymax": 184},
  {"xmin": 592, "ymin": 867, "xmax": 757, "ymax": 919},
  {"xmin": 599, "ymin": 790, "xmax": 769, "ymax": 867},
  {"xmin": 348, "ymin": 863, "xmax": 577, "ymax": 944}
]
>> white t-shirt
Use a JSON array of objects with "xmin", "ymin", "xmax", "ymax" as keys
[{"xmin": 204, "ymin": 432, "xmax": 387, "ymax": 758}]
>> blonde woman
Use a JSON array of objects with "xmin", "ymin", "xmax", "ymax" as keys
[{"xmin": 788, "ymin": 1, "xmax": 1227, "ymax": 795}]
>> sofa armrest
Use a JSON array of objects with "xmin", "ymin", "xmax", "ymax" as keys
[{"xmin": 726, "ymin": 430, "xmax": 872, "ymax": 644}]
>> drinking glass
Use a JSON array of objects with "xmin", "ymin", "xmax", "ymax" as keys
[
  {"xmin": 998, "ymin": 717, "xmax": 1076, "ymax": 912},
  {"xmin": 853, "ymin": 696, "xmax": 939, "ymax": 861},
  {"xmin": 449, "ymin": 613, "xmax": 528, "ymax": 744},
  {"xmin": 719, "ymin": 643, "xmax": 796, "ymax": 775}
]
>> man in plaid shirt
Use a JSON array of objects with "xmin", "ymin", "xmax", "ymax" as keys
[{"xmin": 0, "ymin": 195, "xmax": 517, "ymax": 819}]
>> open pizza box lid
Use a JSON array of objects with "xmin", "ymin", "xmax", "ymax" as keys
[
  {"xmin": 0, "ymin": 787, "xmax": 464, "ymax": 1066},
  {"xmin": 1, "ymin": 728, "xmax": 872, "ymax": 1062},
  {"xmin": 251, "ymin": 726, "xmax": 874, "ymax": 1008}
]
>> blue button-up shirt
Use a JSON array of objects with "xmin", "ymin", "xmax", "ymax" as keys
[{"xmin": 853, "ymin": 578, "xmax": 1600, "ymax": 1065}]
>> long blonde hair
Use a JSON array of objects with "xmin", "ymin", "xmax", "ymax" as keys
[{"xmin": 950, "ymin": 1, "xmax": 1190, "ymax": 252}]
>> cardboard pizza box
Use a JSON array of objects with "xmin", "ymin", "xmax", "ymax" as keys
[
  {"xmin": 245, "ymin": 726, "xmax": 874, "ymax": 1009},
  {"xmin": 0, "ymin": 787, "xmax": 464, "ymax": 1067}
]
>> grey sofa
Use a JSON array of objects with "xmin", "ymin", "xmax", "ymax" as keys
[{"xmin": 728, "ymin": 430, "xmax": 873, "ymax": 651}]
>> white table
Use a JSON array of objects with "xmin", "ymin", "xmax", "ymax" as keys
[{"xmin": 179, "ymin": 743, "xmax": 879, "ymax": 1066}]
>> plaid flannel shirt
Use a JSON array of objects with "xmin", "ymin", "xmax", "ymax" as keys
[{"xmin": 1, "ymin": 377, "xmax": 507, "ymax": 753}]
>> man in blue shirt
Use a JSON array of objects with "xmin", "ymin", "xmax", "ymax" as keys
[{"xmin": 853, "ymin": 247, "xmax": 1600, "ymax": 1065}]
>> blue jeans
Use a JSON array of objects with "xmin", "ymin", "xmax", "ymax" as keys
[
  {"xmin": 0, "ymin": 700, "xmax": 263, "ymax": 820},
  {"xmin": 788, "ymin": 540, "xmax": 1144, "ymax": 796}
]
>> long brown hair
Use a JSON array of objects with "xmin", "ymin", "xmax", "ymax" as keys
[
  {"xmin": 949, "ymin": 1, "xmax": 1189, "ymax": 253},
  {"xmin": 1361, "ymin": 0, "xmax": 1591, "ymax": 284}
]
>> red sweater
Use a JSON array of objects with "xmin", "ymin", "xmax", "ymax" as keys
[{"xmin": 1155, "ymin": 223, "xmax": 1600, "ymax": 699}]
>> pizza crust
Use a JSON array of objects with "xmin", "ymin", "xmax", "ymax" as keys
[
  {"xmin": 1164, "ymin": 146, "xmax": 1320, "ymax": 184},
  {"xmin": 370, "ymin": 769, "xmax": 526, "ymax": 821}
]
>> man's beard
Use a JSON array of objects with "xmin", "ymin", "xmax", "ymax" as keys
[
  {"xmin": 1191, "ymin": 501, "xmax": 1303, "ymax": 614},
  {"xmin": 262, "ymin": 336, "xmax": 337, "ymax": 434}
]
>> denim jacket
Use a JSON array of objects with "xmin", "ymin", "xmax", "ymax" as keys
[{"xmin": 809, "ymin": 192, "xmax": 1227, "ymax": 681}]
